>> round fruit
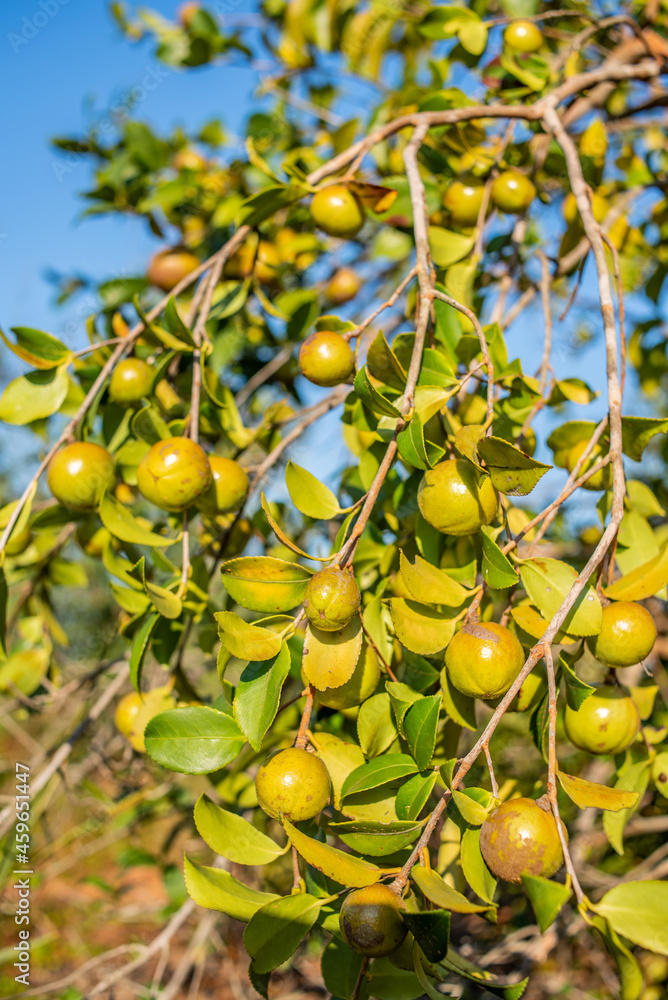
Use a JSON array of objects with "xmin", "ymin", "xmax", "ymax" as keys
[
  {"xmin": 115, "ymin": 685, "xmax": 177, "ymax": 752},
  {"xmin": 255, "ymin": 747, "xmax": 331, "ymax": 821},
  {"xmin": 588, "ymin": 601, "xmax": 656, "ymax": 667},
  {"xmin": 565, "ymin": 439, "xmax": 611, "ymax": 491},
  {"xmin": 109, "ymin": 358, "xmax": 153, "ymax": 406},
  {"xmin": 224, "ymin": 240, "xmax": 281, "ymax": 285},
  {"xmin": 115, "ymin": 691, "xmax": 143, "ymax": 739},
  {"xmin": 310, "ymin": 185, "xmax": 365, "ymax": 239},
  {"xmin": 417, "ymin": 459, "xmax": 498, "ymax": 536},
  {"xmin": 147, "ymin": 249, "xmax": 199, "ymax": 291},
  {"xmin": 48, "ymin": 442, "xmax": 116, "ymax": 512},
  {"xmin": 136, "ymin": 437, "xmax": 212, "ymax": 512},
  {"xmin": 480, "ymin": 798, "xmax": 565, "ymax": 883},
  {"xmin": 5, "ymin": 527, "xmax": 31, "ymax": 557},
  {"xmin": 318, "ymin": 642, "xmax": 380, "ymax": 709},
  {"xmin": 76, "ymin": 521, "xmax": 111, "ymax": 557},
  {"xmin": 340, "ymin": 884, "xmax": 407, "ymax": 958},
  {"xmin": 445, "ymin": 621, "xmax": 524, "ymax": 700},
  {"xmin": 115, "ymin": 482, "xmax": 136, "ymax": 505},
  {"xmin": 564, "ymin": 685, "xmax": 640, "ymax": 755},
  {"xmin": 304, "ymin": 565, "xmax": 361, "ymax": 632},
  {"xmin": 325, "ymin": 267, "xmax": 361, "ymax": 305},
  {"xmin": 491, "ymin": 171, "xmax": 536, "ymax": 214},
  {"xmin": 197, "ymin": 456, "xmax": 249, "ymax": 515},
  {"xmin": 503, "ymin": 20, "xmax": 543, "ymax": 53},
  {"xmin": 298, "ymin": 331, "xmax": 355, "ymax": 387},
  {"xmin": 442, "ymin": 177, "xmax": 485, "ymax": 228}
]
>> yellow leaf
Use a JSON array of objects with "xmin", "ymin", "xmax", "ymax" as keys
[
  {"xmin": 411, "ymin": 867, "xmax": 491, "ymax": 913},
  {"xmin": 302, "ymin": 616, "xmax": 363, "ymax": 691},
  {"xmin": 605, "ymin": 545, "xmax": 668, "ymax": 601},
  {"xmin": 558, "ymin": 770, "xmax": 640, "ymax": 812},
  {"xmin": 283, "ymin": 817, "xmax": 385, "ymax": 887}
]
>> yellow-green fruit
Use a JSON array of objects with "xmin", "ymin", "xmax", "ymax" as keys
[
  {"xmin": 197, "ymin": 456, "xmax": 249, "ymax": 515},
  {"xmin": 47, "ymin": 442, "xmax": 116, "ymax": 512},
  {"xmin": 588, "ymin": 601, "xmax": 656, "ymax": 667},
  {"xmin": 147, "ymin": 249, "xmax": 199, "ymax": 291},
  {"xmin": 115, "ymin": 685, "xmax": 176, "ymax": 752},
  {"xmin": 115, "ymin": 691, "xmax": 143, "ymax": 739},
  {"xmin": 480, "ymin": 798, "xmax": 565, "ymax": 883},
  {"xmin": 318, "ymin": 642, "xmax": 380, "ymax": 710},
  {"xmin": 418, "ymin": 459, "xmax": 498, "ymax": 536},
  {"xmin": 5, "ymin": 528, "xmax": 32, "ymax": 557},
  {"xmin": 304, "ymin": 565, "xmax": 361, "ymax": 632},
  {"xmin": 565, "ymin": 439, "xmax": 611, "ymax": 491},
  {"xmin": 136, "ymin": 437, "xmax": 212, "ymax": 512},
  {"xmin": 491, "ymin": 172, "xmax": 536, "ymax": 214},
  {"xmin": 298, "ymin": 331, "xmax": 355, "ymax": 387},
  {"xmin": 310, "ymin": 185, "xmax": 365, "ymax": 239},
  {"xmin": 340, "ymin": 884, "xmax": 407, "ymax": 958},
  {"xmin": 445, "ymin": 621, "xmax": 524, "ymax": 700},
  {"xmin": 115, "ymin": 482, "xmax": 137, "ymax": 505},
  {"xmin": 442, "ymin": 177, "xmax": 485, "ymax": 227},
  {"xmin": 326, "ymin": 267, "xmax": 361, "ymax": 305},
  {"xmin": 76, "ymin": 521, "xmax": 111, "ymax": 557},
  {"xmin": 503, "ymin": 20, "xmax": 543, "ymax": 53},
  {"xmin": 108, "ymin": 358, "xmax": 153, "ymax": 406},
  {"xmin": 255, "ymin": 747, "xmax": 331, "ymax": 821},
  {"xmin": 224, "ymin": 240, "xmax": 281, "ymax": 285},
  {"xmin": 564, "ymin": 685, "xmax": 640, "ymax": 755}
]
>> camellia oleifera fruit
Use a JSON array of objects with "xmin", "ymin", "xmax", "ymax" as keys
[
  {"xmin": 588, "ymin": 600, "xmax": 656, "ymax": 667},
  {"xmin": 480, "ymin": 797, "xmax": 565, "ymax": 883},
  {"xmin": 318, "ymin": 641, "xmax": 380, "ymax": 710},
  {"xmin": 325, "ymin": 266, "xmax": 361, "ymax": 305},
  {"xmin": 255, "ymin": 747, "xmax": 331, "ymax": 821},
  {"xmin": 108, "ymin": 358, "xmax": 153, "ymax": 406},
  {"xmin": 310, "ymin": 184, "xmax": 365, "ymax": 239},
  {"xmin": 442, "ymin": 176, "xmax": 485, "ymax": 227},
  {"xmin": 115, "ymin": 685, "xmax": 177, "ymax": 753},
  {"xmin": 491, "ymin": 171, "xmax": 536, "ymax": 214},
  {"xmin": 197, "ymin": 456, "xmax": 249, "ymax": 515},
  {"xmin": 304, "ymin": 565, "xmax": 361, "ymax": 632},
  {"xmin": 298, "ymin": 331, "xmax": 355, "ymax": 387},
  {"xmin": 224, "ymin": 240, "xmax": 281, "ymax": 285},
  {"xmin": 136, "ymin": 437, "xmax": 212, "ymax": 511},
  {"xmin": 503, "ymin": 20, "xmax": 543, "ymax": 52},
  {"xmin": 564, "ymin": 685, "xmax": 640, "ymax": 755},
  {"xmin": 339, "ymin": 884, "xmax": 407, "ymax": 958},
  {"xmin": 445, "ymin": 621, "xmax": 524, "ymax": 700},
  {"xmin": 47, "ymin": 442, "xmax": 116, "ymax": 512},
  {"xmin": 417, "ymin": 458, "xmax": 498, "ymax": 536},
  {"xmin": 147, "ymin": 248, "xmax": 199, "ymax": 291}
]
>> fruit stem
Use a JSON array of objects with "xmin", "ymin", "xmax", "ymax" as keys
[
  {"xmin": 294, "ymin": 684, "xmax": 315, "ymax": 749},
  {"xmin": 292, "ymin": 845, "xmax": 301, "ymax": 889},
  {"xmin": 484, "ymin": 743, "xmax": 499, "ymax": 798}
]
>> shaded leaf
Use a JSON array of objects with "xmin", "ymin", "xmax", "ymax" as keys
[
  {"xmin": 233, "ymin": 644, "xmax": 292, "ymax": 751},
  {"xmin": 521, "ymin": 875, "xmax": 571, "ymax": 932},
  {"xmin": 244, "ymin": 894, "xmax": 325, "ymax": 973},
  {"xmin": 396, "ymin": 771, "xmax": 438, "ymax": 821},
  {"xmin": 399, "ymin": 551, "xmax": 472, "ymax": 607},
  {"xmin": 389, "ymin": 598, "xmax": 457, "ymax": 655},
  {"xmin": 194, "ymin": 794, "xmax": 286, "ymax": 865},
  {"xmin": 480, "ymin": 526, "xmax": 518, "ymax": 590},
  {"xmin": 302, "ymin": 616, "xmax": 363, "ymax": 691}
]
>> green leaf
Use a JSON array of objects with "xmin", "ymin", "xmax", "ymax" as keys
[
  {"xmin": 243, "ymin": 893, "xmax": 325, "ymax": 973},
  {"xmin": 1, "ymin": 326, "xmax": 72, "ymax": 369},
  {"xmin": 283, "ymin": 817, "xmax": 384, "ymax": 887},
  {"xmin": 354, "ymin": 366, "xmax": 402, "ymax": 418},
  {"xmin": 233, "ymin": 644, "xmax": 292, "ymax": 751},
  {"xmin": 395, "ymin": 772, "xmax": 438, "ymax": 821},
  {"xmin": 357, "ymin": 692, "xmax": 398, "ymax": 758},
  {"xmin": 441, "ymin": 948, "xmax": 529, "ymax": 999},
  {"xmin": 386, "ymin": 680, "xmax": 423, "ymax": 736},
  {"xmin": 603, "ymin": 760, "xmax": 651, "ymax": 854},
  {"xmin": 411, "ymin": 867, "xmax": 491, "ymax": 913},
  {"xmin": 285, "ymin": 460, "xmax": 343, "ymax": 520},
  {"xmin": 594, "ymin": 881, "xmax": 668, "ymax": 956},
  {"xmin": 183, "ymin": 855, "xmax": 278, "ymax": 920},
  {"xmin": 221, "ymin": 556, "xmax": 311, "ymax": 613},
  {"xmin": 548, "ymin": 378, "xmax": 598, "ymax": 406},
  {"xmin": 0, "ymin": 647, "xmax": 50, "ymax": 695},
  {"xmin": 131, "ymin": 556, "xmax": 182, "ymax": 619},
  {"xmin": 440, "ymin": 667, "xmax": 477, "ymax": 731},
  {"xmin": 100, "ymin": 492, "xmax": 181, "ymax": 547},
  {"xmin": 477, "ymin": 436, "xmax": 551, "ymax": 497},
  {"xmin": 194, "ymin": 794, "xmax": 286, "ymax": 865},
  {"xmin": 604, "ymin": 544, "xmax": 668, "ymax": 601},
  {"xmin": 215, "ymin": 610, "xmax": 283, "ymax": 661},
  {"xmin": 236, "ymin": 183, "xmax": 308, "ymax": 228},
  {"xmin": 461, "ymin": 826, "xmax": 497, "ymax": 904},
  {"xmin": 342, "ymin": 754, "xmax": 418, "ymax": 798},
  {"xmin": 399, "ymin": 552, "xmax": 472, "ymax": 607},
  {"xmin": 0, "ymin": 365, "xmax": 70, "ymax": 425},
  {"xmin": 129, "ymin": 613, "xmax": 160, "ymax": 692},
  {"xmin": 403, "ymin": 695, "xmax": 441, "ymax": 770},
  {"xmin": 520, "ymin": 558, "xmax": 602, "ymax": 636},
  {"xmin": 428, "ymin": 227, "xmax": 475, "ymax": 268},
  {"xmin": 458, "ymin": 18, "xmax": 487, "ymax": 55},
  {"xmin": 521, "ymin": 875, "xmax": 571, "ymax": 932},
  {"xmin": 588, "ymin": 913, "xmax": 645, "ymax": 1000},
  {"xmin": 480, "ymin": 526, "xmax": 518, "ymax": 590},
  {"xmin": 321, "ymin": 938, "xmax": 366, "ymax": 1000},
  {"xmin": 451, "ymin": 788, "xmax": 494, "ymax": 826},
  {"xmin": 404, "ymin": 910, "xmax": 450, "ymax": 963},
  {"xmin": 303, "ymin": 617, "xmax": 363, "ymax": 691},
  {"xmin": 397, "ymin": 415, "xmax": 430, "ymax": 471},
  {"xmin": 561, "ymin": 652, "xmax": 595, "ymax": 710},
  {"xmin": 366, "ymin": 331, "xmax": 407, "ymax": 390},
  {"xmin": 621, "ymin": 415, "xmax": 668, "ymax": 461},
  {"xmin": 0, "ymin": 568, "xmax": 7, "ymax": 659},
  {"xmin": 389, "ymin": 599, "xmax": 457, "ymax": 655},
  {"xmin": 260, "ymin": 493, "xmax": 330, "ymax": 563},
  {"xmin": 413, "ymin": 947, "xmax": 446, "ymax": 1000},
  {"xmin": 330, "ymin": 819, "xmax": 424, "ymax": 857},
  {"xmin": 130, "ymin": 404, "xmax": 171, "ymax": 446},
  {"xmin": 310, "ymin": 732, "xmax": 366, "ymax": 810},
  {"xmin": 144, "ymin": 705, "xmax": 245, "ymax": 774}
]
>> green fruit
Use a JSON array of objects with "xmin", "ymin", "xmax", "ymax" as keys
[
  {"xmin": 491, "ymin": 171, "xmax": 536, "ymax": 214},
  {"xmin": 147, "ymin": 249, "xmax": 199, "ymax": 291},
  {"xmin": 565, "ymin": 439, "xmax": 612, "ymax": 491},
  {"xmin": 445, "ymin": 621, "xmax": 524, "ymax": 700},
  {"xmin": 318, "ymin": 642, "xmax": 380, "ymax": 709},
  {"xmin": 304, "ymin": 565, "xmax": 360, "ymax": 632},
  {"xmin": 588, "ymin": 601, "xmax": 656, "ymax": 667},
  {"xmin": 564, "ymin": 685, "xmax": 639, "ymax": 755},
  {"xmin": 197, "ymin": 456, "xmax": 249, "ymax": 515},
  {"xmin": 339, "ymin": 884, "xmax": 407, "ymax": 957},
  {"xmin": 224, "ymin": 240, "xmax": 281, "ymax": 284},
  {"xmin": 298, "ymin": 331, "xmax": 355, "ymax": 387},
  {"xmin": 108, "ymin": 358, "xmax": 153, "ymax": 406},
  {"xmin": 503, "ymin": 20, "xmax": 543, "ymax": 53},
  {"xmin": 136, "ymin": 437, "xmax": 212, "ymax": 512},
  {"xmin": 255, "ymin": 747, "xmax": 331, "ymax": 821},
  {"xmin": 442, "ymin": 176, "xmax": 485, "ymax": 227},
  {"xmin": 76, "ymin": 520, "xmax": 112, "ymax": 557},
  {"xmin": 47, "ymin": 442, "xmax": 116, "ymax": 512},
  {"xmin": 480, "ymin": 798, "xmax": 565, "ymax": 883},
  {"xmin": 310, "ymin": 185, "xmax": 365, "ymax": 239},
  {"xmin": 417, "ymin": 459, "xmax": 498, "ymax": 536},
  {"xmin": 115, "ymin": 691, "xmax": 143, "ymax": 738},
  {"xmin": 5, "ymin": 527, "xmax": 32, "ymax": 557},
  {"xmin": 115, "ymin": 685, "xmax": 176, "ymax": 752},
  {"xmin": 326, "ymin": 267, "xmax": 361, "ymax": 305}
]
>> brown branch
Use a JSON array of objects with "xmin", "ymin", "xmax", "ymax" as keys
[
  {"xmin": 432, "ymin": 289, "xmax": 494, "ymax": 428},
  {"xmin": 294, "ymin": 684, "xmax": 315, "ymax": 749}
]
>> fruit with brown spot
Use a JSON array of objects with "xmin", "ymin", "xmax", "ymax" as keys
[
  {"xmin": 564, "ymin": 685, "xmax": 640, "ymax": 755},
  {"xmin": 480, "ymin": 797, "xmax": 565, "ymax": 883},
  {"xmin": 445, "ymin": 621, "xmax": 524, "ymax": 700},
  {"xmin": 340, "ymin": 884, "xmax": 407, "ymax": 957},
  {"xmin": 136, "ymin": 437, "xmax": 212, "ymax": 511},
  {"xmin": 304, "ymin": 565, "xmax": 361, "ymax": 633},
  {"xmin": 588, "ymin": 601, "xmax": 656, "ymax": 667}
]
